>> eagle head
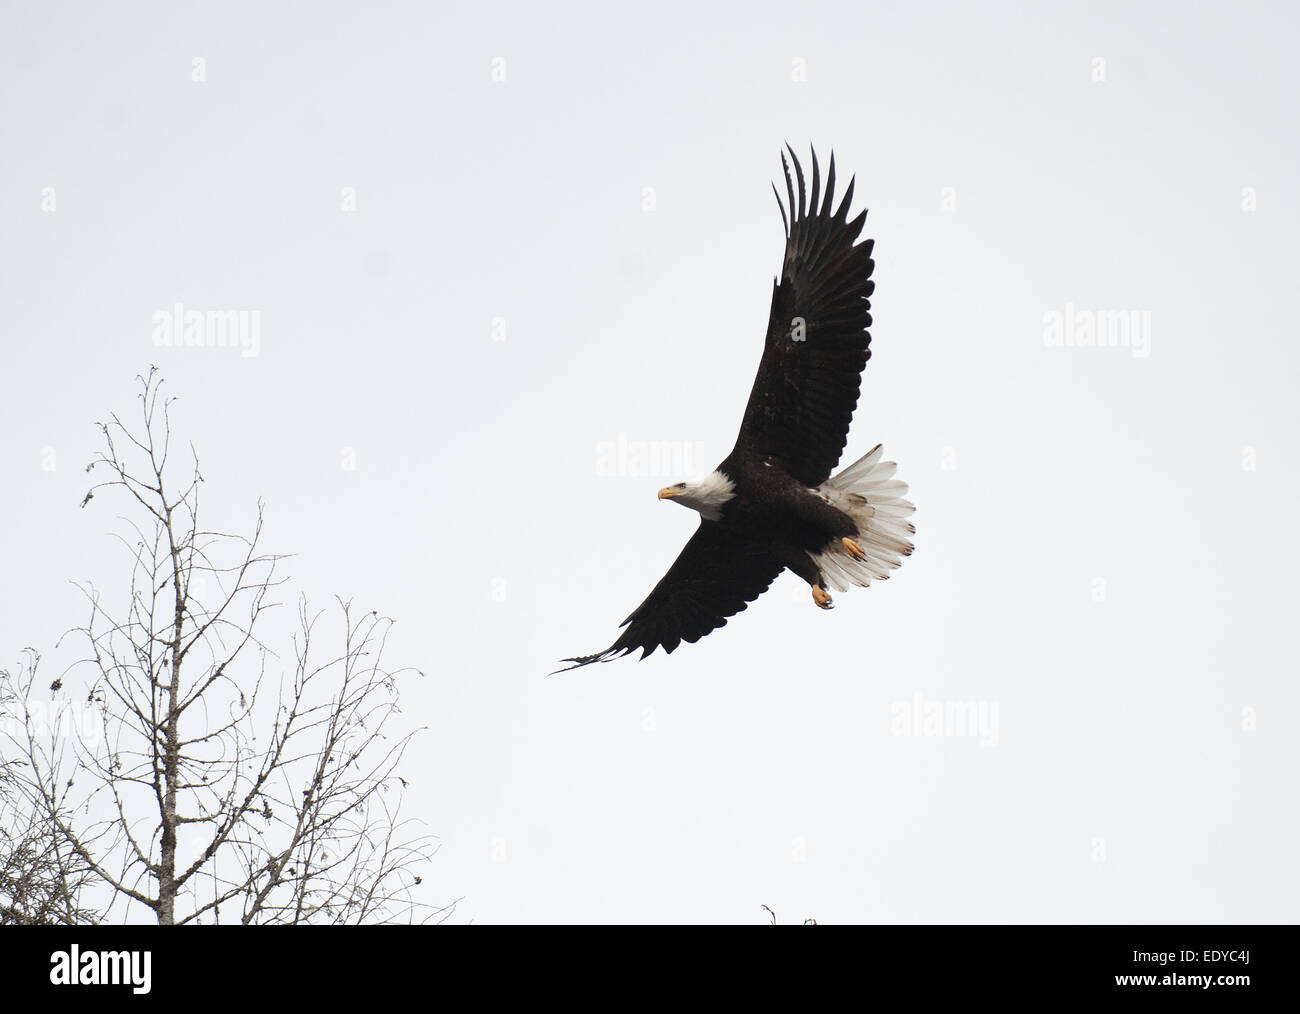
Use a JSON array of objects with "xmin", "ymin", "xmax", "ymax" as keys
[{"xmin": 657, "ymin": 470, "xmax": 736, "ymax": 522}]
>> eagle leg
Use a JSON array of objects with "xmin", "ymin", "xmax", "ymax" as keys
[
  {"xmin": 841, "ymin": 536, "xmax": 866, "ymax": 560},
  {"xmin": 812, "ymin": 585, "xmax": 834, "ymax": 610}
]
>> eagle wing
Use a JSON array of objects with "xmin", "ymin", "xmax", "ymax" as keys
[
  {"xmin": 557, "ymin": 524, "xmax": 784, "ymax": 671},
  {"xmin": 731, "ymin": 145, "xmax": 875, "ymax": 487}
]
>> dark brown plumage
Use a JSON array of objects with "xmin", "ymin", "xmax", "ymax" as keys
[{"xmin": 737, "ymin": 147, "xmax": 874, "ymax": 488}]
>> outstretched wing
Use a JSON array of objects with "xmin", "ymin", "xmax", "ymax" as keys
[
  {"xmin": 557, "ymin": 525, "xmax": 784, "ymax": 671},
  {"xmin": 732, "ymin": 145, "xmax": 875, "ymax": 487}
]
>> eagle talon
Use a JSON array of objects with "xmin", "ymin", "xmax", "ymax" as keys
[
  {"xmin": 842, "ymin": 536, "xmax": 866, "ymax": 560},
  {"xmin": 812, "ymin": 585, "xmax": 834, "ymax": 610}
]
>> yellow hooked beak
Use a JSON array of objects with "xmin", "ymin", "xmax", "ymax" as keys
[{"xmin": 658, "ymin": 487, "xmax": 683, "ymax": 500}]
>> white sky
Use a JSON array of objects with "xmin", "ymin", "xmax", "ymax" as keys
[{"xmin": 2, "ymin": 0, "xmax": 1297, "ymax": 923}]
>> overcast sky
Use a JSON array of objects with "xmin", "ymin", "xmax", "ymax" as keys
[{"xmin": 2, "ymin": 0, "xmax": 1297, "ymax": 923}]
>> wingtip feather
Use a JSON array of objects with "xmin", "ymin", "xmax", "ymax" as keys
[
  {"xmin": 780, "ymin": 149, "xmax": 796, "ymax": 227},
  {"xmin": 551, "ymin": 648, "xmax": 622, "ymax": 674},
  {"xmin": 809, "ymin": 147, "xmax": 822, "ymax": 220},
  {"xmin": 771, "ymin": 181, "xmax": 789, "ymax": 237},
  {"xmin": 790, "ymin": 147, "xmax": 807, "ymax": 221},
  {"xmin": 836, "ymin": 175, "xmax": 856, "ymax": 221},
  {"xmin": 823, "ymin": 152, "xmax": 837, "ymax": 218}
]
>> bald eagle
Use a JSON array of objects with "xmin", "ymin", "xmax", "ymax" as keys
[{"xmin": 559, "ymin": 146, "xmax": 914, "ymax": 672}]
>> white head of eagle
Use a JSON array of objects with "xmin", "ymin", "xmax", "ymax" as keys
[
  {"xmin": 557, "ymin": 144, "xmax": 915, "ymax": 673},
  {"xmin": 658, "ymin": 471, "xmax": 736, "ymax": 522}
]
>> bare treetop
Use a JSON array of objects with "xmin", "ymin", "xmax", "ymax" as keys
[{"xmin": 2, "ymin": 369, "xmax": 453, "ymax": 924}]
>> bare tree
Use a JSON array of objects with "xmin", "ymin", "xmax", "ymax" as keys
[
  {"xmin": 0, "ymin": 649, "xmax": 99, "ymax": 924},
  {"xmin": 761, "ymin": 905, "xmax": 817, "ymax": 925},
  {"xmin": 0, "ymin": 369, "xmax": 452, "ymax": 924}
]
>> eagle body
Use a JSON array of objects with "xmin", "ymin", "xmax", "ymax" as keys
[
  {"xmin": 559, "ymin": 146, "xmax": 914, "ymax": 672},
  {"xmin": 705, "ymin": 452, "xmax": 859, "ymax": 567}
]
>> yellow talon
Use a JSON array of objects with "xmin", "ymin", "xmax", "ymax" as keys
[
  {"xmin": 812, "ymin": 585, "xmax": 834, "ymax": 609},
  {"xmin": 842, "ymin": 536, "xmax": 866, "ymax": 560}
]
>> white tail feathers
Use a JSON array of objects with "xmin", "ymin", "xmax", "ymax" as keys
[{"xmin": 811, "ymin": 444, "xmax": 916, "ymax": 593}]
